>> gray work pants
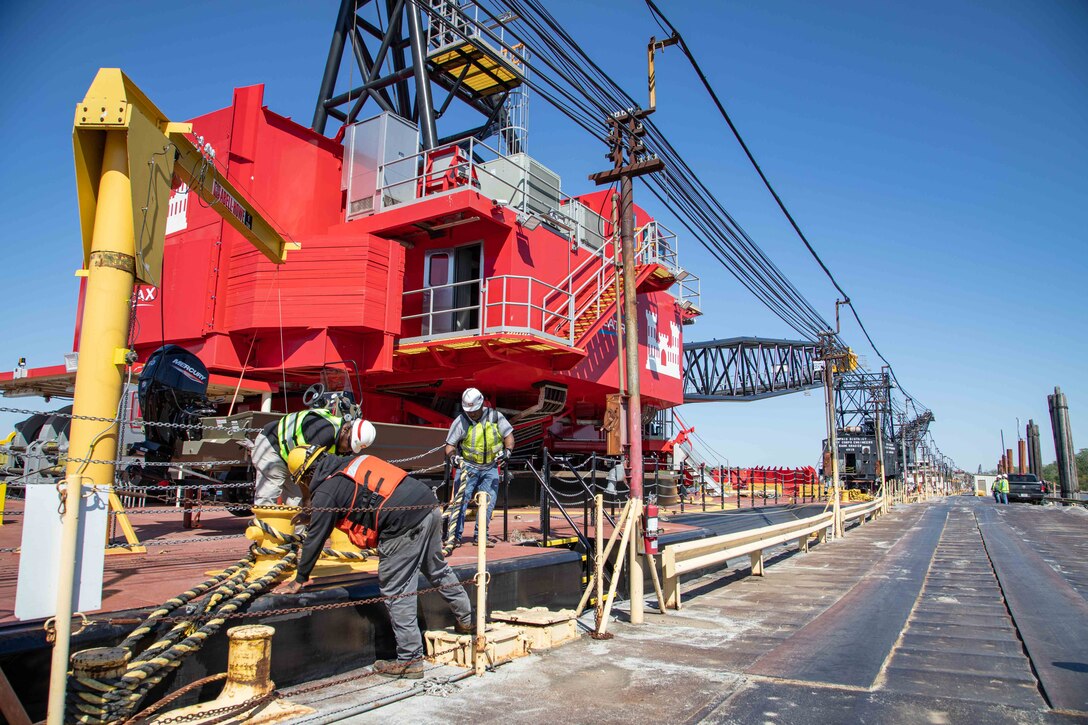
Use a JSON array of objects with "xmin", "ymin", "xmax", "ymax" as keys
[
  {"xmin": 252, "ymin": 431, "xmax": 301, "ymax": 506},
  {"xmin": 378, "ymin": 508, "xmax": 473, "ymax": 661}
]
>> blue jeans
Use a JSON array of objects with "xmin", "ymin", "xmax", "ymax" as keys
[
  {"xmin": 998, "ymin": 492, "xmax": 1008, "ymax": 504},
  {"xmin": 454, "ymin": 464, "xmax": 500, "ymax": 542}
]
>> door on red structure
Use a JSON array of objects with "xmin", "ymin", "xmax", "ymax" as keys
[{"xmin": 422, "ymin": 244, "xmax": 481, "ymax": 336}]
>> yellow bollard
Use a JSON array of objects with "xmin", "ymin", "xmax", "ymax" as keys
[
  {"xmin": 219, "ymin": 625, "xmax": 276, "ymax": 701},
  {"xmin": 148, "ymin": 625, "xmax": 313, "ymax": 724},
  {"xmin": 245, "ymin": 507, "xmax": 377, "ymax": 581}
]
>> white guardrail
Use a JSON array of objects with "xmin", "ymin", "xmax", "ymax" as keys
[
  {"xmin": 661, "ymin": 497, "xmax": 885, "ymax": 610},
  {"xmin": 842, "ymin": 496, "xmax": 883, "ymax": 524}
]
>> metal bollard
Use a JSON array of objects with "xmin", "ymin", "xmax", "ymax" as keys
[
  {"xmin": 71, "ymin": 646, "xmax": 129, "ymax": 681},
  {"xmin": 220, "ymin": 625, "xmax": 276, "ymax": 701}
]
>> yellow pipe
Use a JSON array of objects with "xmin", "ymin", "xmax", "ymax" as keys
[{"xmin": 48, "ymin": 130, "xmax": 135, "ymax": 725}]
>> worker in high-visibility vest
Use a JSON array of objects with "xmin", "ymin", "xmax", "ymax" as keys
[
  {"xmin": 251, "ymin": 410, "xmax": 374, "ymax": 506},
  {"xmin": 444, "ymin": 388, "xmax": 514, "ymax": 548},
  {"xmin": 994, "ymin": 474, "xmax": 1009, "ymax": 505},
  {"xmin": 275, "ymin": 439, "xmax": 474, "ymax": 679}
]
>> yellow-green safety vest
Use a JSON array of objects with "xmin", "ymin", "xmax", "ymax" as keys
[
  {"xmin": 276, "ymin": 409, "xmax": 342, "ymax": 460},
  {"xmin": 460, "ymin": 410, "xmax": 505, "ymax": 465}
]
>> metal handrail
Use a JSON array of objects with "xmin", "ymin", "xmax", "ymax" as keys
[
  {"xmin": 542, "ymin": 240, "xmax": 618, "ymax": 340},
  {"xmin": 525, "ymin": 458, "xmax": 592, "ymax": 552},
  {"xmin": 484, "ymin": 275, "xmax": 574, "ymax": 346},
  {"xmin": 635, "ymin": 220, "xmax": 680, "ymax": 273},
  {"xmin": 400, "ymin": 274, "xmax": 574, "ymax": 345},
  {"xmin": 546, "ymin": 451, "xmax": 618, "ymax": 529}
]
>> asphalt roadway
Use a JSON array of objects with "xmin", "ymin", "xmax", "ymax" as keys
[{"xmin": 290, "ymin": 497, "xmax": 1088, "ymax": 724}]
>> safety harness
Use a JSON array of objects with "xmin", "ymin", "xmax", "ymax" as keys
[{"xmin": 334, "ymin": 454, "xmax": 409, "ymax": 548}]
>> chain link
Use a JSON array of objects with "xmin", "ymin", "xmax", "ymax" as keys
[
  {"xmin": 103, "ymin": 579, "xmax": 470, "ymax": 627},
  {"xmin": 66, "ymin": 458, "xmax": 250, "ymax": 467},
  {"xmin": 0, "ymin": 405, "xmax": 266, "ymax": 434},
  {"xmin": 149, "ymin": 690, "xmax": 276, "ymax": 725},
  {"xmin": 0, "ymin": 498, "xmax": 445, "ymax": 519},
  {"xmin": 280, "ymin": 640, "xmax": 469, "ymax": 700}
]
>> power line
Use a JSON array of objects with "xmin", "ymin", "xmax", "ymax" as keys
[{"xmin": 642, "ymin": 0, "xmax": 925, "ymax": 409}]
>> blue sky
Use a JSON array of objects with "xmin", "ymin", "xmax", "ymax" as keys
[{"xmin": 1, "ymin": 0, "xmax": 1085, "ymax": 471}]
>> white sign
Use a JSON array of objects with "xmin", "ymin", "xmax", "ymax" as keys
[
  {"xmin": 15, "ymin": 483, "xmax": 108, "ymax": 620},
  {"xmin": 645, "ymin": 309, "xmax": 681, "ymax": 379},
  {"xmin": 165, "ymin": 183, "xmax": 189, "ymax": 235}
]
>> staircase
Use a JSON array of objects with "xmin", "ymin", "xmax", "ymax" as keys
[
  {"xmin": 544, "ymin": 232, "xmax": 681, "ymax": 348},
  {"xmin": 570, "ymin": 280, "xmax": 617, "ymax": 342}
]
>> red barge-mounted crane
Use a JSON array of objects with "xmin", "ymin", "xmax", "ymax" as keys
[{"xmin": 2, "ymin": 4, "xmax": 702, "ymax": 464}]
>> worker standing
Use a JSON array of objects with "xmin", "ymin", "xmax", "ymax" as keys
[
  {"xmin": 444, "ymin": 388, "xmax": 514, "ymax": 548},
  {"xmin": 995, "ymin": 474, "xmax": 1009, "ymax": 505},
  {"xmin": 251, "ymin": 410, "xmax": 371, "ymax": 506},
  {"xmin": 275, "ymin": 438, "xmax": 474, "ymax": 679}
]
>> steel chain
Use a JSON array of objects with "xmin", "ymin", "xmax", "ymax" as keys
[
  {"xmin": 103, "ymin": 579, "xmax": 471, "ymax": 627},
  {"xmin": 280, "ymin": 640, "xmax": 469, "ymax": 700},
  {"xmin": 66, "ymin": 458, "xmax": 250, "ymax": 467},
  {"xmin": 0, "ymin": 405, "xmax": 266, "ymax": 434},
  {"xmin": 0, "ymin": 498, "xmax": 445, "ymax": 518},
  {"xmin": 148, "ymin": 690, "xmax": 276, "ymax": 725}
]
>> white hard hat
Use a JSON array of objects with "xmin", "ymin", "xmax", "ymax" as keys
[
  {"xmin": 461, "ymin": 387, "xmax": 484, "ymax": 413},
  {"xmin": 350, "ymin": 419, "xmax": 377, "ymax": 453}
]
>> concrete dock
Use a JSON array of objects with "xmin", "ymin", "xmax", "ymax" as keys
[{"xmin": 295, "ymin": 497, "xmax": 1088, "ymax": 724}]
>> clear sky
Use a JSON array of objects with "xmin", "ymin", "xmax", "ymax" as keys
[{"xmin": 1, "ymin": 0, "xmax": 1085, "ymax": 472}]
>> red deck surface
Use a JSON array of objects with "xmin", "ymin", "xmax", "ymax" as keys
[{"xmin": 0, "ymin": 499, "xmax": 710, "ymax": 626}]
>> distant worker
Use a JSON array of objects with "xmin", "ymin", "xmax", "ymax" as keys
[
  {"xmin": 995, "ymin": 474, "xmax": 1009, "ymax": 505},
  {"xmin": 275, "ymin": 439, "xmax": 474, "ymax": 679},
  {"xmin": 251, "ymin": 410, "xmax": 373, "ymax": 506},
  {"xmin": 444, "ymin": 388, "xmax": 514, "ymax": 548}
]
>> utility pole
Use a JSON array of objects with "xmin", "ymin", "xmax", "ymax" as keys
[
  {"xmin": 817, "ymin": 306, "xmax": 851, "ymax": 539},
  {"xmin": 899, "ymin": 411, "xmax": 908, "ymax": 505},
  {"xmin": 590, "ymin": 110, "xmax": 664, "ymax": 625},
  {"xmin": 821, "ymin": 351, "xmax": 842, "ymax": 537},
  {"xmin": 872, "ymin": 374, "xmax": 888, "ymax": 514}
]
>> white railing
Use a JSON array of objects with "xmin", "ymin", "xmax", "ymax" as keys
[
  {"xmin": 661, "ymin": 510, "xmax": 834, "ymax": 610},
  {"xmin": 373, "ymin": 138, "xmax": 614, "ymax": 253},
  {"xmin": 635, "ymin": 220, "xmax": 679, "ymax": 273},
  {"xmin": 842, "ymin": 496, "xmax": 883, "ymax": 524},
  {"xmin": 401, "ymin": 274, "xmax": 574, "ymax": 347},
  {"xmin": 636, "ymin": 219, "xmax": 702, "ymax": 313}
]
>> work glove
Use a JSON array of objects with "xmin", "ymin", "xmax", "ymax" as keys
[
  {"xmin": 451, "ymin": 454, "xmax": 465, "ymax": 467},
  {"xmin": 497, "ymin": 448, "xmax": 511, "ymax": 462}
]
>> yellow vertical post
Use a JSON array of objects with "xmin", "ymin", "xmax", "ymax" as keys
[
  {"xmin": 474, "ymin": 492, "xmax": 488, "ymax": 676},
  {"xmin": 594, "ymin": 494, "xmax": 604, "ymax": 627},
  {"xmin": 47, "ymin": 130, "xmax": 135, "ymax": 725}
]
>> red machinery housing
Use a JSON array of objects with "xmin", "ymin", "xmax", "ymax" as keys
[{"xmin": 59, "ymin": 84, "xmax": 696, "ymax": 454}]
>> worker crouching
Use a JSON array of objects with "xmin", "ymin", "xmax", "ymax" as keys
[
  {"xmin": 251, "ymin": 409, "xmax": 371, "ymax": 506},
  {"xmin": 274, "ymin": 431, "xmax": 474, "ymax": 679}
]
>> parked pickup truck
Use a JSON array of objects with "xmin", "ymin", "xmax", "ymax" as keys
[{"xmin": 1007, "ymin": 473, "xmax": 1047, "ymax": 504}]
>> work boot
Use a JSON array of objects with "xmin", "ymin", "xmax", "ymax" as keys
[
  {"xmin": 453, "ymin": 620, "xmax": 475, "ymax": 635},
  {"xmin": 372, "ymin": 659, "xmax": 424, "ymax": 679}
]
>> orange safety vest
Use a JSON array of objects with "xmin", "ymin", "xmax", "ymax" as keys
[{"xmin": 334, "ymin": 455, "xmax": 409, "ymax": 549}]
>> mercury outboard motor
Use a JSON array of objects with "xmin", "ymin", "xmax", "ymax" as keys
[{"xmin": 136, "ymin": 345, "xmax": 216, "ymax": 462}]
